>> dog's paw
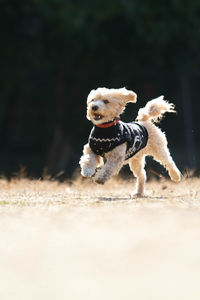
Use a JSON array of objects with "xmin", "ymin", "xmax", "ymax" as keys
[
  {"xmin": 94, "ymin": 177, "xmax": 105, "ymax": 184},
  {"xmin": 93, "ymin": 172, "xmax": 108, "ymax": 185},
  {"xmin": 81, "ymin": 166, "xmax": 95, "ymax": 177},
  {"xmin": 130, "ymin": 191, "xmax": 146, "ymax": 198},
  {"xmin": 169, "ymin": 168, "xmax": 182, "ymax": 182}
]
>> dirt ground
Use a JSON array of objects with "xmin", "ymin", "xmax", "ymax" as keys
[{"xmin": 0, "ymin": 176, "xmax": 200, "ymax": 300}]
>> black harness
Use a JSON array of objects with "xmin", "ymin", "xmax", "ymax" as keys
[{"xmin": 89, "ymin": 120, "xmax": 148, "ymax": 160}]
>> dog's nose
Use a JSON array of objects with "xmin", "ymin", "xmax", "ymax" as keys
[{"xmin": 92, "ymin": 105, "xmax": 99, "ymax": 111}]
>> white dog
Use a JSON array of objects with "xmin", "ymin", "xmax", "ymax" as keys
[{"xmin": 80, "ymin": 87, "xmax": 181, "ymax": 196}]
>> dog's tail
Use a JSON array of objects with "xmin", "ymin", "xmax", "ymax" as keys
[{"xmin": 136, "ymin": 96, "xmax": 176, "ymax": 123}]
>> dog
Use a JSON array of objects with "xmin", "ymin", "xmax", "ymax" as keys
[{"xmin": 79, "ymin": 87, "xmax": 181, "ymax": 196}]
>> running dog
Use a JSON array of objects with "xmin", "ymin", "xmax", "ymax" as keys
[{"xmin": 79, "ymin": 87, "xmax": 181, "ymax": 196}]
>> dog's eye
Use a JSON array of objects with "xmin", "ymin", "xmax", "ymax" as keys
[{"xmin": 103, "ymin": 100, "xmax": 109, "ymax": 104}]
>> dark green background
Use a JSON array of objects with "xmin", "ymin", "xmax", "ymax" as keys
[{"xmin": 1, "ymin": 0, "xmax": 200, "ymax": 178}]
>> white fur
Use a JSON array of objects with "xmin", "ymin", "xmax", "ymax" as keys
[{"xmin": 80, "ymin": 87, "xmax": 181, "ymax": 196}]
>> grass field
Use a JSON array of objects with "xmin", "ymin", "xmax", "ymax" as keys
[{"xmin": 0, "ymin": 175, "xmax": 200, "ymax": 300}]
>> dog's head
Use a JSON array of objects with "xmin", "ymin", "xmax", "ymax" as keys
[{"xmin": 86, "ymin": 87, "xmax": 137, "ymax": 125}]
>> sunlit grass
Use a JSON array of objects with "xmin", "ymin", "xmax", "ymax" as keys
[{"xmin": 0, "ymin": 175, "xmax": 199, "ymax": 208}]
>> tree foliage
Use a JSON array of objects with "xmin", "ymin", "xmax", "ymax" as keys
[{"xmin": 0, "ymin": 0, "xmax": 200, "ymax": 175}]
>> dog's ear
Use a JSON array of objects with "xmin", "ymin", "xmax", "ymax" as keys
[{"xmin": 117, "ymin": 88, "xmax": 137, "ymax": 103}]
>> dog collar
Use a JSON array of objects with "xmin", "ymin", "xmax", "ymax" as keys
[{"xmin": 96, "ymin": 117, "xmax": 120, "ymax": 128}]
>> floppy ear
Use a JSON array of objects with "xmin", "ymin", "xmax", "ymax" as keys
[{"xmin": 117, "ymin": 88, "xmax": 137, "ymax": 103}]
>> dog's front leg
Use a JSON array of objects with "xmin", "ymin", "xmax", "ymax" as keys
[
  {"xmin": 94, "ymin": 144, "xmax": 126, "ymax": 184},
  {"xmin": 79, "ymin": 143, "xmax": 103, "ymax": 177}
]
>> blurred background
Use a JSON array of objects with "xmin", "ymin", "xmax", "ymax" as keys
[{"xmin": 1, "ymin": 0, "xmax": 200, "ymax": 179}]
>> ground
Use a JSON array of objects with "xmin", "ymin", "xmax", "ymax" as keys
[{"xmin": 0, "ymin": 176, "xmax": 200, "ymax": 300}]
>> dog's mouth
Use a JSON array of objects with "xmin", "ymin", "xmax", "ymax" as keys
[{"xmin": 93, "ymin": 113, "xmax": 103, "ymax": 121}]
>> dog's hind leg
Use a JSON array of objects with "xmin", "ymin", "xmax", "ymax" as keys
[
  {"xmin": 79, "ymin": 144, "xmax": 103, "ymax": 177},
  {"xmin": 151, "ymin": 144, "xmax": 181, "ymax": 182},
  {"xmin": 129, "ymin": 154, "xmax": 146, "ymax": 196},
  {"xmin": 142, "ymin": 122, "xmax": 181, "ymax": 182}
]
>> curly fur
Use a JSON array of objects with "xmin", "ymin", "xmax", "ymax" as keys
[{"xmin": 80, "ymin": 87, "xmax": 181, "ymax": 196}]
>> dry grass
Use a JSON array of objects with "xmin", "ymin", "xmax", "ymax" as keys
[{"xmin": 0, "ymin": 176, "xmax": 200, "ymax": 300}]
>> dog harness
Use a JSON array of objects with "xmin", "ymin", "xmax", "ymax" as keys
[{"xmin": 89, "ymin": 119, "xmax": 148, "ymax": 160}]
